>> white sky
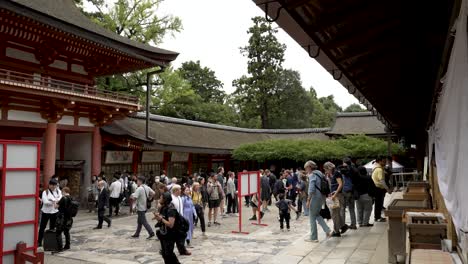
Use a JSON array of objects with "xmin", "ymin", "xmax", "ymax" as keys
[
  {"xmin": 85, "ymin": 0, "xmax": 359, "ymax": 108},
  {"xmin": 158, "ymin": 0, "xmax": 359, "ymax": 108}
]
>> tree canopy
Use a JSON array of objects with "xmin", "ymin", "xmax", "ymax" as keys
[
  {"xmin": 344, "ymin": 103, "xmax": 367, "ymax": 112},
  {"xmin": 232, "ymin": 135, "xmax": 404, "ymax": 162},
  {"xmin": 178, "ymin": 61, "xmax": 226, "ymax": 104}
]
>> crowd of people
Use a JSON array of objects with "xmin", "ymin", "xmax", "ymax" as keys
[{"xmin": 37, "ymin": 155, "xmax": 394, "ymax": 263}]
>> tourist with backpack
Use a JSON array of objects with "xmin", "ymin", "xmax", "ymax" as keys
[
  {"xmin": 181, "ymin": 186, "xmax": 197, "ymax": 247},
  {"xmin": 340, "ymin": 158, "xmax": 359, "ymax": 230},
  {"xmin": 54, "ymin": 187, "xmax": 75, "ymax": 252},
  {"xmin": 304, "ymin": 160, "xmax": 331, "ymax": 243},
  {"xmin": 153, "ymin": 192, "xmax": 182, "ymax": 264}
]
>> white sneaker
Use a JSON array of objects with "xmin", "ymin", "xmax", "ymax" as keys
[{"xmin": 304, "ymin": 238, "xmax": 319, "ymax": 243}]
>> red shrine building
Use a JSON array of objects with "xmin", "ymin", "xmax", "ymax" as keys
[{"xmin": 0, "ymin": 0, "xmax": 178, "ymax": 197}]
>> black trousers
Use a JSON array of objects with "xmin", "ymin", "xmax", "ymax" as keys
[
  {"xmin": 157, "ymin": 232, "xmax": 180, "ymax": 264},
  {"xmin": 98, "ymin": 208, "xmax": 111, "ymax": 227},
  {"xmin": 279, "ymin": 213, "xmax": 291, "ymax": 229},
  {"xmin": 374, "ymin": 188, "xmax": 387, "ymax": 220},
  {"xmin": 134, "ymin": 211, "xmax": 153, "ymax": 236},
  {"xmin": 194, "ymin": 204, "xmax": 206, "ymax": 232},
  {"xmin": 56, "ymin": 227, "xmax": 70, "ymax": 249},
  {"xmin": 297, "ymin": 198, "xmax": 303, "ymax": 213},
  {"xmin": 38, "ymin": 212, "xmax": 57, "ymax": 245},
  {"xmin": 109, "ymin": 197, "xmax": 120, "ymax": 216},
  {"xmin": 227, "ymin": 194, "xmax": 235, "ymax": 214},
  {"xmin": 176, "ymin": 238, "xmax": 188, "ymax": 254},
  {"xmin": 244, "ymin": 195, "xmax": 250, "ymax": 206}
]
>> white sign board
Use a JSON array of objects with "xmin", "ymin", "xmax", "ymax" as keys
[
  {"xmin": 238, "ymin": 171, "xmax": 259, "ymax": 196},
  {"xmin": 171, "ymin": 152, "xmax": 189, "ymax": 162},
  {"xmin": 1, "ymin": 141, "xmax": 40, "ymax": 264},
  {"xmin": 105, "ymin": 151, "xmax": 133, "ymax": 164},
  {"xmin": 142, "ymin": 151, "xmax": 164, "ymax": 163}
]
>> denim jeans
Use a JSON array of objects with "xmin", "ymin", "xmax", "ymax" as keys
[
  {"xmin": 340, "ymin": 191, "xmax": 357, "ymax": 227},
  {"xmin": 309, "ymin": 194, "xmax": 331, "ymax": 240},
  {"xmin": 356, "ymin": 193, "xmax": 373, "ymax": 225},
  {"xmin": 302, "ymin": 197, "xmax": 309, "ymax": 216}
]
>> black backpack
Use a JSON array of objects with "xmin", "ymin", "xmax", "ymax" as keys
[
  {"xmin": 175, "ymin": 212, "xmax": 189, "ymax": 237},
  {"xmin": 314, "ymin": 171, "xmax": 331, "ymax": 196},
  {"xmin": 68, "ymin": 197, "xmax": 80, "ymax": 217},
  {"xmin": 278, "ymin": 200, "xmax": 289, "ymax": 215}
]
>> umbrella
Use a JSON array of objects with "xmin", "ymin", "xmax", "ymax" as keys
[{"xmin": 363, "ymin": 160, "xmax": 404, "ymax": 173}]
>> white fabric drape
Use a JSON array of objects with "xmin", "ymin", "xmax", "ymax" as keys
[{"xmin": 429, "ymin": 0, "xmax": 468, "ymax": 233}]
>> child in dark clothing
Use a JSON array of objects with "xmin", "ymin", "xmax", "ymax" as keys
[{"xmin": 275, "ymin": 193, "xmax": 298, "ymax": 231}]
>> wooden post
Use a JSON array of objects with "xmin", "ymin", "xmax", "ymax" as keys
[{"xmin": 14, "ymin": 242, "xmax": 44, "ymax": 264}]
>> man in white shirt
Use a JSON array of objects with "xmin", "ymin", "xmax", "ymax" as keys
[
  {"xmin": 171, "ymin": 184, "xmax": 183, "ymax": 215},
  {"xmin": 130, "ymin": 176, "xmax": 155, "ymax": 239},
  {"xmin": 38, "ymin": 179, "xmax": 62, "ymax": 247},
  {"xmin": 108, "ymin": 176, "xmax": 122, "ymax": 217}
]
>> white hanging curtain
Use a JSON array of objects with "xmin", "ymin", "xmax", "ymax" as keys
[{"xmin": 429, "ymin": 0, "xmax": 468, "ymax": 232}]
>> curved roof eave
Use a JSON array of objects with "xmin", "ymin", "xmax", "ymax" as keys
[{"xmin": 3, "ymin": 0, "xmax": 179, "ymax": 67}]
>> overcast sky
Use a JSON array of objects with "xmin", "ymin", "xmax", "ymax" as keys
[{"xmin": 158, "ymin": 0, "xmax": 359, "ymax": 108}]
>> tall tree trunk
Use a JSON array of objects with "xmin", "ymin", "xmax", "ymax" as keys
[{"xmin": 261, "ymin": 97, "xmax": 269, "ymax": 129}]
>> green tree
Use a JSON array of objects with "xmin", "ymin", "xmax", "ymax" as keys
[
  {"xmin": 177, "ymin": 61, "xmax": 226, "ymax": 103},
  {"xmin": 233, "ymin": 17, "xmax": 286, "ymax": 129},
  {"xmin": 307, "ymin": 88, "xmax": 332, "ymax": 127},
  {"xmin": 153, "ymin": 68, "xmax": 239, "ymax": 126},
  {"xmin": 269, "ymin": 69, "xmax": 313, "ymax": 128},
  {"xmin": 76, "ymin": 0, "xmax": 182, "ymax": 95},
  {"xmin": 344, "ymin": 103, "xmax": 366, "ymax": 112}
]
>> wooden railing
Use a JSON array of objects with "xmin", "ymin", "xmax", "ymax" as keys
[{"xmin": 0, "ymin": 68, "xmax": 139, "ymax": 105}]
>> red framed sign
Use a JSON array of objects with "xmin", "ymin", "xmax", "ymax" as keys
[
  {"xmin": 232, "ymin": 171, "xmax": 267, "ymax": 234},
  {"xmin": 0, "ymin": 140, "xmax": 41, "ymax": 264}
]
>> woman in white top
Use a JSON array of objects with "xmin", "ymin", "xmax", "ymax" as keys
[{"xmin": 38, "ymin": 179, "xmax": 62, "ymax": 247}]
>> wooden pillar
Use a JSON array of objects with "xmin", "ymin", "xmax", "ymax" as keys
[
  {"xmin": 43, "ymin": 122, "xmax": 57, "ymax": 187},
  {"xmin": 59, "ymin": 133, "xmax": 65, "ymax": 160},
  {"xmin": 187, "ymin": 153, "xmax": 193, "ymax": 175},
  {"xmin": 207, "ymin": 154, "xmax": 213, "ymax": 173},
  {"xmin": 91, "ymin": 126, "xmax": 101, "ymax": 176},
  {"xmin": 132, "ymin": 149, "xmax": 139, "ymax": 174},
  {"xmin": 163, "ymin": 152, "xmax": 170, "ymax": 172}
]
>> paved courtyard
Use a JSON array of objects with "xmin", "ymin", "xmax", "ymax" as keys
[{"xmin": 44, "ymin": 194, "xmax": 395, "ymax": 264}]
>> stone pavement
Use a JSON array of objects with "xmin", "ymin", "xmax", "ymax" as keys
[{"xmin": 44, "ymin": 193, "xmax": 398, "ymax": 264}]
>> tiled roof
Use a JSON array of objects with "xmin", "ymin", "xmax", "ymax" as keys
[{"xmin": 328, "ymin": 112, "xmax": 387, "ymax": 135}]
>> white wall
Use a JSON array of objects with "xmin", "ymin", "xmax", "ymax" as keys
[
  {"xmin": 21, "ymin": 136, "xmax": 60, "ymax": 160},
  {"xmin": 64, "ymin": 133, "xmax": 92, "ymax": 200}
]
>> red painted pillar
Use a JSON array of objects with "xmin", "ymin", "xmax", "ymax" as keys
[
  {"xmin": 163, "ymin": 152, "xmax": 170, "ymax": 172},
  {"xmin": 188, "ymin": 153, "xmax": 193, "ymax": 175},
  {"xmin": 207, "ymin": 154, "xmax": 213, "ymax": 173},
  {"xmin": 43, "ymin": 122, "xmax": 57, "ymax": 187},
  {"xmin": 91, "ymin": 126, "xmax": 101, "ymax": 177},
  {"xmin": 132, "ymin": 150, "xmax": 139, "ymax": 174}
]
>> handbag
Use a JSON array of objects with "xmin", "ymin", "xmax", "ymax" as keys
[
  {"xmin": 326, "ymin": 196, "xmax": 340, "ymax": 209},
  {"xmin": 320, "ymin": 204, "xmax": 331, "ymax": 220},
  {"xmin": 143, "ymin": 186, "xmax": 153, "ymax": 210}
]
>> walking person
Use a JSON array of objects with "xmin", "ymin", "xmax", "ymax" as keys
[
  {"xmin": 226, "ymin": 171, "xmax": 237, "ymax": 215},
  {"xmin": 129, "ymin": 175, "xmax": 138, "ymax": 215},
  {"xmin": 216, "ymin": 167, "xmax": 226, "ymax": 217},
  {"xmin": 323, "ymin": 162, "xmax": 345, "ymax": 237},
  {"xmin": 199, "ymin": 176, "xmax": 209, "ymax": 210},
  {"xmin": 154, "ymin": 192, "xmax": 181, "ymax": 264},
  {"xmin": 372, "ymin": 156, "xmax": 392, "ymax": 222},
  {"xmin": 297, "ymin": 172, "xmax": 309, "ymax": 217},
  {"xmin": 55, "ymin": 187, "xmax": 73, "ymax": 252},
  {"xmin": 181, "ymin": 186, "xmax": 197, "ymax": 247},
  {"xmin": 94, "ymin": 180, "xmax": 112, "ymax": 229},
  {"xmin": 191, "ymin": 182, "xmax": 206, "ymax": 235},
  {"xmin": 130, "ymin": 176, "xmax": 155, "ymax": 239},
  {"xmin": 261, "ymin": 171, "xmax": 271, "ymax": 212},
  {"xmin": 38, "ymin": 179, "xmax": 62, "ymax": 247},
  {"xmin": 108, "ymin": 175, "xmax": 123, "ymax": 217},
  {"xmin": 207, "ymin": 173, "xmax": 224, "ymax": 226},
  {"xmin": 304, "ymin": 161, "xmax": 331, "ymax": 242},
  {"xmin": 276, "ymin": 193, "xmax": 297, "ymax": 231},
  {"xmin": 339, "ymin": 163, "xmax": 357, "ymax": 230},
  {"xmin": 88, "ymin": 176, "xmax": 99, "ymax": 213},
  {"xmin": 356, "ymin": 166, "xmax": 375, "ymax": 227},
  {"xmin": 170, "ymin": 185, "xmax": 191, "ymax": 256}
]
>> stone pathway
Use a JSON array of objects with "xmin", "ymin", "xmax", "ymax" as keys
[{"xmin": 45, "ymin": 193, "xmax": 398, "ymax": 264}]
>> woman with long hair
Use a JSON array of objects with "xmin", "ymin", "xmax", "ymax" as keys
[{"xmin": 153, "ymin": 192, "xmax": 181, "ymax": 264}]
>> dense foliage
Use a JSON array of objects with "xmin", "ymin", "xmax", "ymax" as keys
[
  {"xmin": 344, "ymin": 103, "xmax": 367, "ymax": 112},
  {"xmin": 232, "ymin": 135, "xmax": 404, "ymax": 162}
]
